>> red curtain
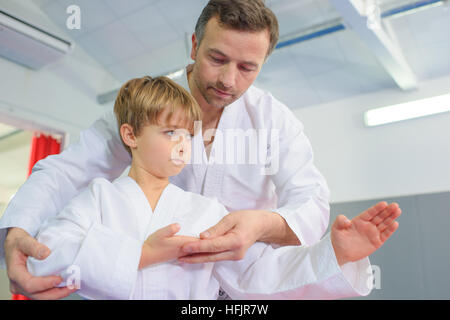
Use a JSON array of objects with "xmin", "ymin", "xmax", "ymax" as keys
[{"xmin": 12, "ymin": 133, "xmax": 61, "ymax": 300}]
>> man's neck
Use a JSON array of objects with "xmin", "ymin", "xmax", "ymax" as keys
[{"xmin": 187, "ymin": 65, "xmax": 223, "ymax": 131}]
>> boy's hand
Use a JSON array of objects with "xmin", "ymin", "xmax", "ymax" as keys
[
  {"xmin": 331, "ymin": 201, "xmax": 402, "ymax": 266},
  {"xmin": 139, "ymin": 223, "xmax": 200, "ymax": 269}
]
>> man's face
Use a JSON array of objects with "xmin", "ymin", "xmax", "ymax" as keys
[{"xmin": 190, "ymin": 16, "xmax": 270, "ymax": 109}]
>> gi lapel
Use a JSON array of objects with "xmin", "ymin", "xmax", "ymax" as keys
[{"xmin": 197, "ymin": 100, "xmax": 240, "ymax": 200}]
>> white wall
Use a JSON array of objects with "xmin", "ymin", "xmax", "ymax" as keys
[{"xmin": 295, "ymin": 74, "xmax": 450, "ymax": 203}]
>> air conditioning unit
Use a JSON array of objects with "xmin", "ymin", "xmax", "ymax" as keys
[{"xmin": 0, "ymin": 10, "xmax": 73, "ymax": 70}]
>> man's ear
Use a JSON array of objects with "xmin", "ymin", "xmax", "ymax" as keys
[
  {"xmin": 120, "ymin": 124, "xmax": 137, "ymax": 149},
  {"xmin": 190, "ymin": 33, "xmax": 198, "ymax": 61}
]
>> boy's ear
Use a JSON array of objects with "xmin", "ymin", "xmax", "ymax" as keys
[{"xmin": 120, "ymin": 124, "xmax": 137, "ymax": 149}]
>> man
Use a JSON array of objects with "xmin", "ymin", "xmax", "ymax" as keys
[{"xmin": 3, "ymin": 0, "xmax": 332, "ymax": 299}]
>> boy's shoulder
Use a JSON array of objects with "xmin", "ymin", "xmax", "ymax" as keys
[
  {"xmin": 88, "ymin": 177, "xmax": 117, "ymax": 194},
  {"xmin": 76, "ymin": 177, "xmax": 128, "ymax": 206},
  {"xmin": 171, "ymin": 184, "xmax": 224, "ymax": 210}
]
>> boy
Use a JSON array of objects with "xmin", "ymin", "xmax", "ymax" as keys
[{"xmin": 27, "ymin": 76, "xmax": 401, "ymax": 299}]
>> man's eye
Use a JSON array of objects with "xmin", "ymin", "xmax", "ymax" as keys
[
  {"xmin": 240, "ymin": 66, "xmax": 254, "ymax": 73},
  {"xmin": 211, "ymin": 56, "xmax": 224, "ymax": 63}
]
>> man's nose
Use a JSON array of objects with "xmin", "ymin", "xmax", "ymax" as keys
[{"xmin": 218, "ymin": 64, "xmax": 236, "ymax": 89}]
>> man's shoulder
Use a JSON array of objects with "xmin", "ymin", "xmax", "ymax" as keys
[{"xmin": 243, "ymin": 85, "xmax": 304, "ymax": 130}]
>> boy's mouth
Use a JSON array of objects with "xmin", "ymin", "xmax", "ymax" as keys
[{"xmin": 171, "ymin": 159, "xmax": 185, "ymax": 166}]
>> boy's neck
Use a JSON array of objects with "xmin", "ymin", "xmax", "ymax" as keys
[{"xmin": 128, "ymin": 163, "xmax": 169, "ymax": 211}]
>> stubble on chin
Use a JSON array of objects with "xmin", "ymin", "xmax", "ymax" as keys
[{"xmin": 194, "ymin": 77, "xmax": 238, "ymax": 109}]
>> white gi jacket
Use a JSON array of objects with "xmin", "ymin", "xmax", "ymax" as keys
[
  {"xmin": 27, "ymin": 176, "xmax": 372, "ymax": 300},
  {"xmin": 0, "ymin": 69, "xmax": 331, "ymax": 294}
]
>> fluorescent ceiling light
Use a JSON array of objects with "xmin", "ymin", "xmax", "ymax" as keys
[
  {"xmin": 364, "ymin": 93, "xmax": 450, "ymax": 127},
  {"xmin": 0, "ymin": 10, "xmax": 72, "ymax": 69},
  {"xmin": 0, "ymin": 10, "xmax": 71, "ymax": 53}
]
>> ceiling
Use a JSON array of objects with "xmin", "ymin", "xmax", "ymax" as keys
[{"xmin": 24, "ymin": 0, "xmax": 450, "ymax": 109}]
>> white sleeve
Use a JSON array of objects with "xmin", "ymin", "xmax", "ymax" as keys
[
  {"xmin": 213, "ymin": 233, "xmax": 373, "ymax": 300},
  {"xmin": 0, "ymin": 111, "xmax": 131, "ymax": 268},
  {"xmin": 269, "ymin": 97, "xmax": 331, "ymax": 246},
  {"xmin": 26, "ymin": 182, "xmax": 141, "ymax": 300}
]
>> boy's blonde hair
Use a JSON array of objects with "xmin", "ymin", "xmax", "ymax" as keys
[{"xmin": 113, "ymin": 76, "xmax": 202, "ymax": 154}]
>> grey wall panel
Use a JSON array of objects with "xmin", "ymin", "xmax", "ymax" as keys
[{"xmin": 415, "ymin": 192, "xmax": 450, "ymax": 299}]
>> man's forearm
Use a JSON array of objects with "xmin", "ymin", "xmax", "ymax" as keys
[{"xmin": 258, "ymin": 211, "xmax": 301, "ymax": 246}]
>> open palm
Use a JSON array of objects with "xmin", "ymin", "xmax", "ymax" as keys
[{"xmin": 331, "ymin": 202, "xmax": 402, "ymax": 266}]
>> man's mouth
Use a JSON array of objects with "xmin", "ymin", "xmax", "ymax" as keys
[{"xmin": 211, "ymin": 87, "xmax": 232, "ymax": 98}]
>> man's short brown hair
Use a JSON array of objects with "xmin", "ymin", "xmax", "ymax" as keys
[
  {"xmin": 195, "ymin": 0, "xmax": 279, "ymax": 58},
  {"xmin": 113, "ymin": 76, "xmax": 202, "ymax": 154}
]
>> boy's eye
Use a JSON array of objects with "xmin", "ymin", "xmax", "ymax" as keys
[
  {"xmin": 165, "ymin": 130, "xmax": 175, "ymax": 136},
  {"xmin": 164, "ymin": 130, "xmax": 193, "ymax": 140}
]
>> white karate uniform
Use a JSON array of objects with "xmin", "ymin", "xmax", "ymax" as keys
[
  {"xmin": 27, "ymin": 176, "xmax": 372, "ymax": 300},
  {"xmin": 0, "ymin": 68, "xmax": 331, "ymax": 277}
]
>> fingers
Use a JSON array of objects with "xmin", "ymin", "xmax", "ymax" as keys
[
  {"xmin": 371, "ymin": 203, "xmax": 400, "ymax": 226},
  {"xmin": 12, "ymin": 282, "xmax": 78, "ymax": 300},
  {"xmin": 9, "ymin": 264, "xmax": 63, "ymax": 296},
  {"xmin": 7, "ymin": 233, "xmax": 67, "ymax": 299},
  {"xmin": 171, "ymin": 235, "xmax": 201, "ymax": 247},
  {"xmin": 334, "ymin": 215, "xmax": 352, "ymax": 230},
  {"xmin": 28, "ymin": 286, "xmax": 78, "ymax": 300},
  {"xmin": 182, "ymin": 233, "xmax": 237, "ymax": 254},
  {"xmin": 178, "ymin": 250, "xmax": 237, "ymax": 264},
  {"xmin": 359, "ymin": 201, "xmax": 388, "ymax": 221},
  {"xmin": 380, "ymin": 221, "xmax": 399, "ymax": 243},
  {"xmin": 200, "ymin": 215, "xmax": 234, "ymax": 239},
  {"xmin": 377, "ymin": 207, "xmax": 402, "ymax": 233},
  {"xmin": 17, "ymin": 235, "xmax": 50, "ymax": 260},
  {"xmin": 156, "ymin": 223, "xmax": 181, "ymax": 238}
]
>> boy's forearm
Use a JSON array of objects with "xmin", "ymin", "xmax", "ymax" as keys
[{"xmin": 258, "ymin": 211, "xmax": 301, "ymax": 246}]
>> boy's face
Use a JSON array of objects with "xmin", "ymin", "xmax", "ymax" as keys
[
  {"xmin": 131, "ymin": 108, "xmax": 193, "ymax": 179},
  {"xmin": 190, "ymin": 16, "xmax": 270, "ymax": 109}
]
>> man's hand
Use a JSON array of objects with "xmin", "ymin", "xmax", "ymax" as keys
[
  {"xmin": 139, "ymin": 223, "xmax": 200, "ymax": 269},
  {"xmin": 4, "ymin": 227, "xmax": 77, "ymax": 300},
  {"xmin": 331, "ymin": 201, "xmax": 402, "ymax": 266},
  {"xmin": 178, "ymin": 210, "xmax": 297, "ymax": 264}
]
